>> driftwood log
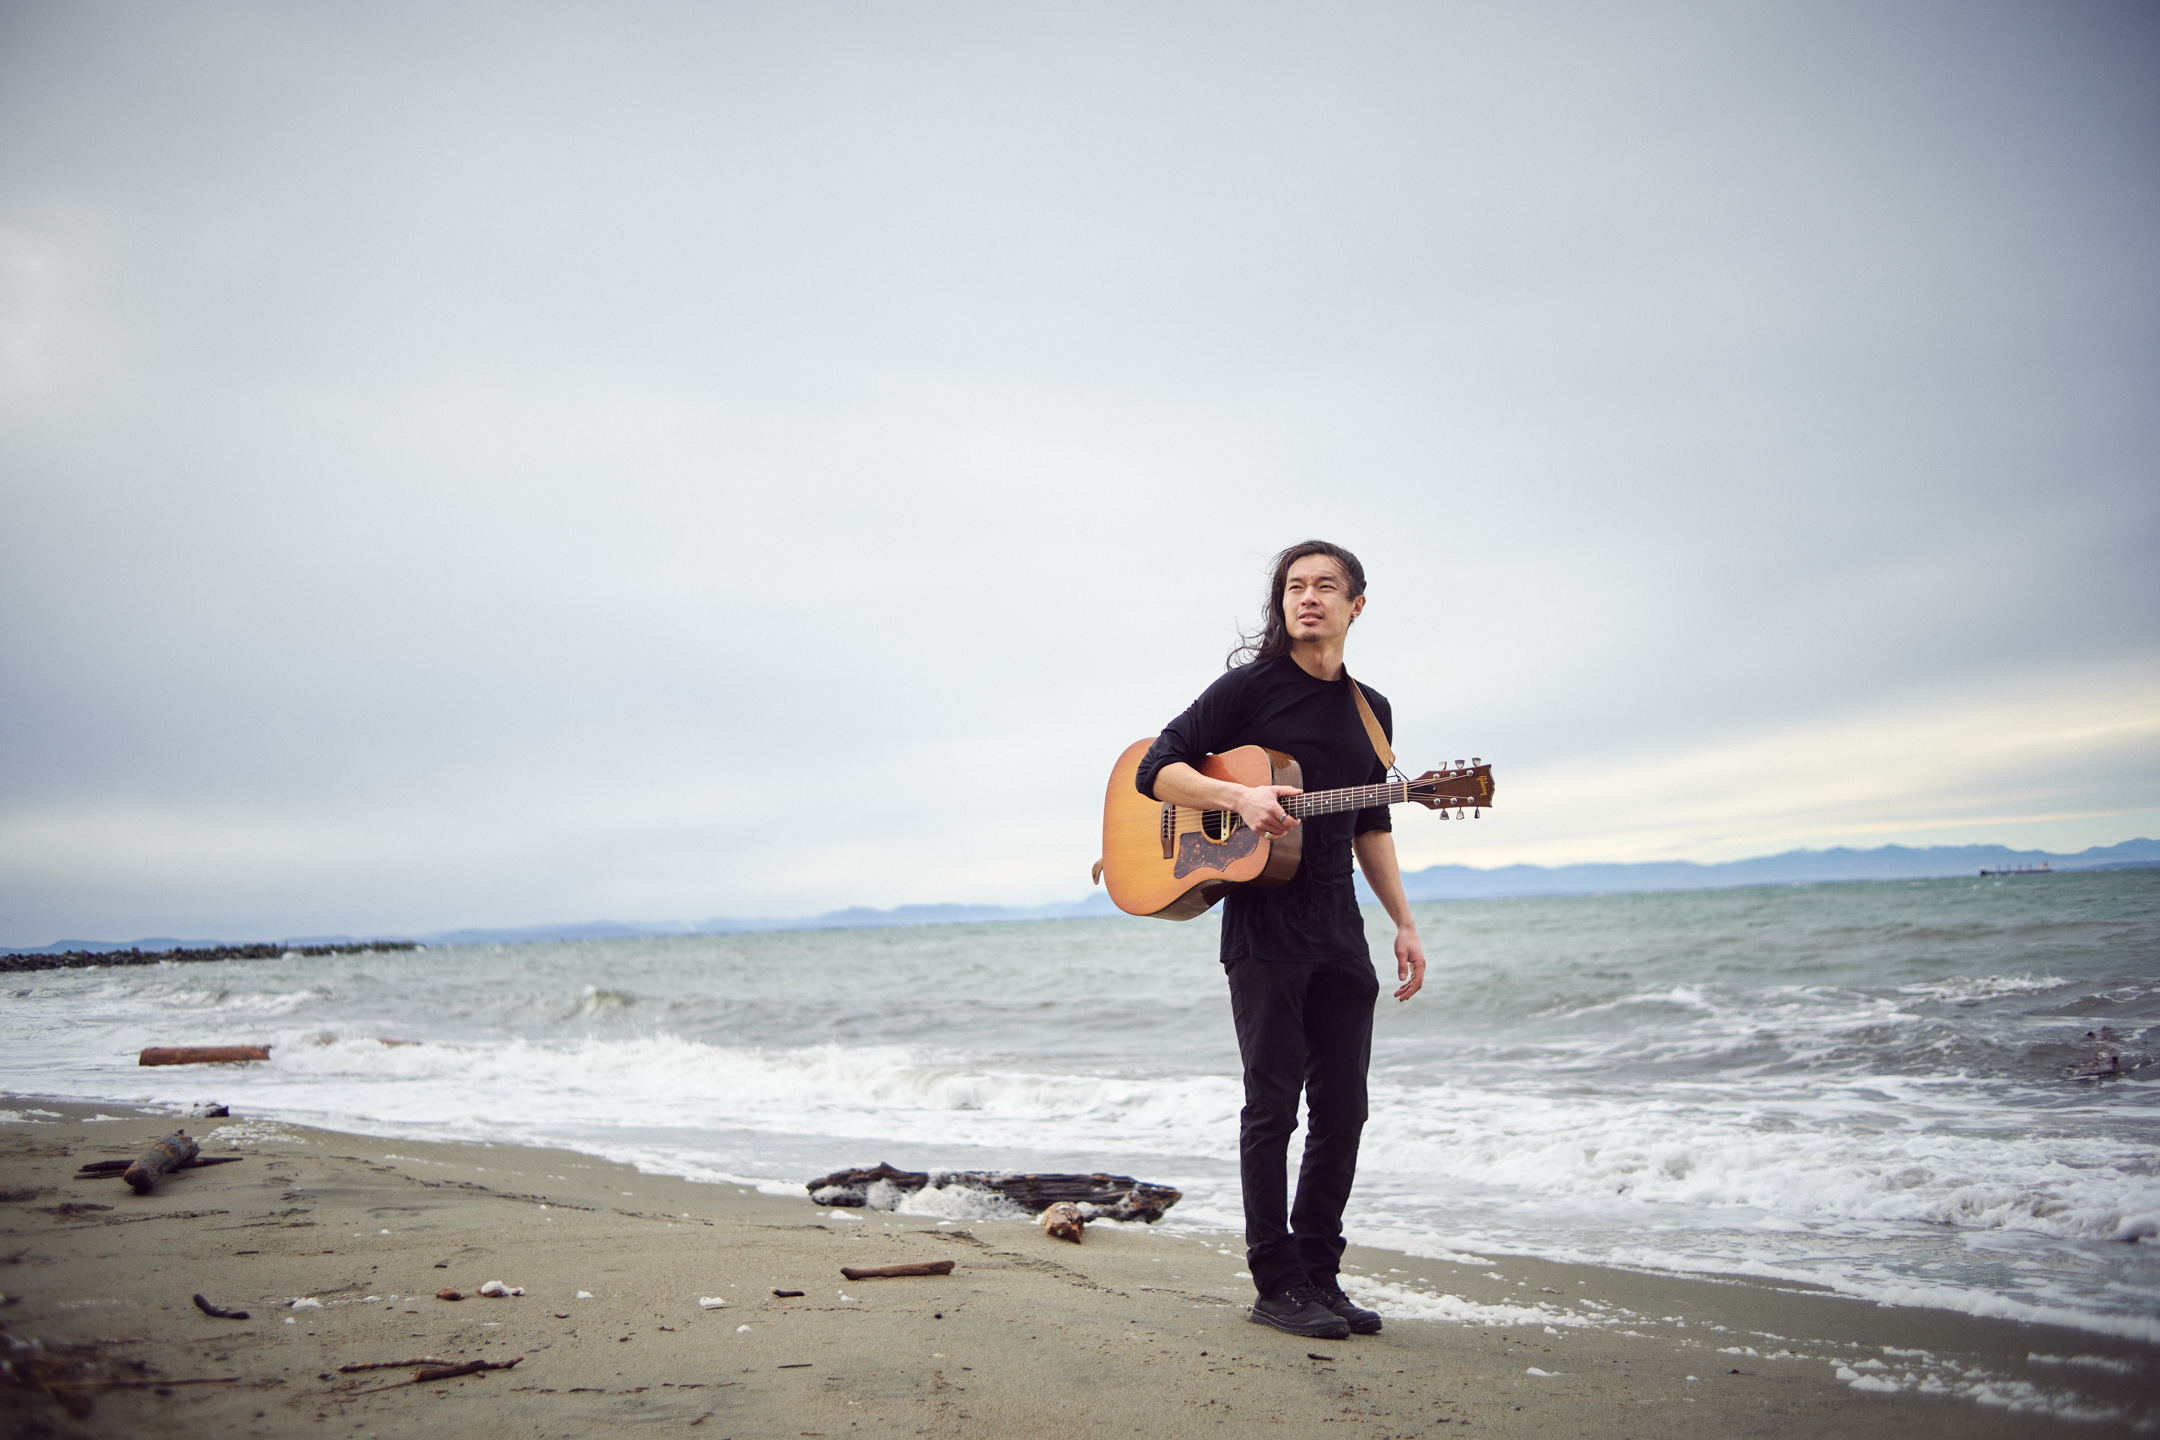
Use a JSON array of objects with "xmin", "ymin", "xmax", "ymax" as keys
[
  {"xmin": 807, "ymin": 1162, "xmax": 1180, "ymax": 1222},
  {"xmin": 123, "ymin": 1131, "xmax": 199, "ymax": 1194},
  {"xmin": 140, "ymin": 1046, "xmax": 271, "ymax": 1066},
  {"xmin": 839, "ymin": 1260, "xmax": 954, "ymax": 1281},
  {"xmin": 76, "ymin": 1155, "xmax": 241, "ymax": 1180}
]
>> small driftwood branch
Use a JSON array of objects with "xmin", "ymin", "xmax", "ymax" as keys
[
  {"xmin": 192, "ymin": 1293, "xmax": 250, "ymax": 1320},
  {"xmin": 77, "ymin": 1156, "xmax": 242, "ymax": 1179},
  {"xmin": 414, "ymin": 1358, "xmax": 521, "ymax": 1383},
  {"xmin": 338, "ymin": 1357, "xmax": 523, "ymax": 1395},
  {"xmin": 337, "ymin": 1358, "xmax": 447, "ymax": 1372},
  {"xmin": 139, "ymin": 1046, "xmax": 271, "ymax": 1066},
  {"xmin": 839, "ymin": 1260, "xmax": 954, "ymax": 1281},
  {"xmin": 807, "ymin": 1162, "xmax": 1181, "ymax": 1222},
  {"xmin": 124, "ymin": 1131, "xmax": 199, "ymax": 1194}
]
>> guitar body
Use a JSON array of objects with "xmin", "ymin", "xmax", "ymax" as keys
[{"xmin": 1101, "ymin": 740, "xmax": 1303, "ymax": 920}]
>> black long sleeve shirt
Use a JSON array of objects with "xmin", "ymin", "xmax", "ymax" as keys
[{"xmin": 1135, "ymin": 653, "xmax": 1392, "ymax": 964}]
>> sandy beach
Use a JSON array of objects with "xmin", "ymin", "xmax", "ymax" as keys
[{"xmin": 3, "ymin": 1098, "xmax": 2153, "ymax": 1438}]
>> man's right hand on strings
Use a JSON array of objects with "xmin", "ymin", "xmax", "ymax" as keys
[{"xmin": 1234, "ymin": 785, "xmax": 1303, "ymax": 837}]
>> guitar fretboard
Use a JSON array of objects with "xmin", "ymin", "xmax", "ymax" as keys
[{"xmin": 1281, "ymin": 782, "xmax": 1417, "ymax": 819}]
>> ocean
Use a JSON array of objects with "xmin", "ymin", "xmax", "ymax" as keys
[{"xmin": 6, "ymin": 869, "xmax": 2156, "ymax": 1341}]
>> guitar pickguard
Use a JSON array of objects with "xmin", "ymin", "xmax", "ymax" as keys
[{"xmin": 1173, "ymin": 824, "xmax": 1261, "ymax": 879}]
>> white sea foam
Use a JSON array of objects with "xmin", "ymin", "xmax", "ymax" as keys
[{"xmin": 1339, "ymin": 1276, "xmax": 1596, "ymax": 1328}]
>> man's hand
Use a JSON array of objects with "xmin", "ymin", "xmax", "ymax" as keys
[
  {"xmin": 1393, "ymin": 928, "xmax": 1427, "ymax": 1002},
  {"xmin": 1234, "ymin": 785, "xmax": 1302, "ymax": 837},
  {"xmin": 1353, "ymin": 829, "xmax": 1427, "ymax": 1002}
]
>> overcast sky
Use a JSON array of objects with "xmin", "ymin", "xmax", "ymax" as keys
[{"xmin": 2, "ymin": 0, "xmax": 2155, "ymax": 945}]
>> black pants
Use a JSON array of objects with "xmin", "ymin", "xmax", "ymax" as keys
[{"xmin": 1225, "ymin": 954, "xmax": 1377, "ymax": 1298}]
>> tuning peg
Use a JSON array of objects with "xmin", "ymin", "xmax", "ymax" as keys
[
  {"xmin": 1471, "ymin": 757, "xmax": 1481, "ymax": 766},
  {"xmin": 1439, "ymin": 808, "xmax": 1449, "ymax": 820},
  {"xmin": 1473, "ymin": 807, "xmax": 1481, "ymax": 818},
  {"xmin": 1454, "ymin": 759, "xmax": 1465, "ymax": 769}
]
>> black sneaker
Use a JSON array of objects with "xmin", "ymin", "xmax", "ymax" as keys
[
  {"xmin": 1247, "ymin": 1283, "xmax": 1352, "ymax": 1339},
  {"xmin": 1314, "ymin": 1284, "xmax": 1382, "ymax": 1335}
]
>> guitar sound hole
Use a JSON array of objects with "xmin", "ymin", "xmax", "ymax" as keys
[{"xmin": 1202, "ymin": 810, "xmax": 1237, "ymax": 842}]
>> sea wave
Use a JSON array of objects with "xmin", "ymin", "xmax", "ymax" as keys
[{"xmin": 5, "ymin": 871, "xmax": 2156, "ymax": 1338}]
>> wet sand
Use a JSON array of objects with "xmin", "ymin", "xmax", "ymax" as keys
[{"xmin": 3, "ymin": 1097, "xmax": 2153, "ymax": 1437}]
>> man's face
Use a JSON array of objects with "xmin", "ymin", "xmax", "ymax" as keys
[{"xmin": 1282, "ymin": 554, "xmax": 1364, "ymax": 645}]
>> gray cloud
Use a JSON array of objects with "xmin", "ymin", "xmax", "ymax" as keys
[{"xmin": 2, "ymin": 0, "xmax": 2155, "ymax": 943}]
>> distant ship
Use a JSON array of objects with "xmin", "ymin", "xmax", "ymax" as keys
[{"xmin": 1979, "ymin": 862, "xmax": 2052, "ymax": 876}]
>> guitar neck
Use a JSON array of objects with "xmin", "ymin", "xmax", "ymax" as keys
[{"xmin": 1280, "ymin": 782, "xmax": 1417, "ymax": 819}]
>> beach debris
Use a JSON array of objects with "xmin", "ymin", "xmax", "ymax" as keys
[
  {"xmin": 807, "ymin": 1162, "xmax": 1182, "ymax": 1222},
  {"xmin": 838, "ymin": 1260, "xmax": 955, "ymax": 1281},
  {"xmin": 771, "ymin": 1289, "xmax": 804, "ymax": 1298},
  {"xmin": 74, "ymin": 1154, "xmax": 241, "ymax": 1181},
  {"xmin": 415, "ymin": 1357, "xmax": 521, "ymax": 1382},
  {"xmin": 138, "ymin": 1046, "xmax": 271, "ymax": 1066},
  {"xmin": 187, "ymin": 1103, "xmax": 230, "ymax": 1118},
  {"xmin": 289, "ymin": 1297, "xmax": 322, "ymax": 1309},
  {"xmin": 476, "ymin": 1280, "xmax": 523, "ymax": 1297},
  {"xmin": 698, "ymin": 1296, "xmax": 729, "ymax": 1309},
  {"xmin": 575, "ymin": 1290, "xmax": 595, "ymax": 1299},
  {"xmin": 1038, "ymin": 1200, "xmax": 1086, "ymax": 1243},
  {"xmin": 36, "ymin": 1202, "xmax": 113, "ymax": 1216},
  {"xmin": 338, "ymin": 1357, "xmax": 524, "ymax": 1394},
  {"xmin": 337, "ymin": 1358, "xmax": 447, "ymax": 1372},
  {"xmin": 191, "ymin": 1294, "xmax": 249, "ymax": 1320},
  {"xmin": 435, "ymin": 1288, "xmax": 463, "ymax": 1301},
  {"xmin": 1307, "ymin": 1353, "xmax": 1335, "ymax": 1362},
  {"xmin": 123, "ymin": 1130, "xmax": 199, "ymax": 1194},
  {"xmin": 0, "ymin": 1185, "xmax": 46, "ymax": 1202}
]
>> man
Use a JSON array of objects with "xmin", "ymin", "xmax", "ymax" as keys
[{"xmin": 1136, "ymin": 540, "xmax": 1426, "ymax": 1341}]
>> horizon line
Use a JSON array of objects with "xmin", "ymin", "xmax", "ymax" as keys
[{"xmin": 10, "ymin": 834, "xmax": 2155, "ymax": 956}]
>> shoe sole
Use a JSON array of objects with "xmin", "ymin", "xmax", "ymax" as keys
[
  {"xmin": 1246, "ymin": 1308, "xmax": 1350, "ymax": 1340},
  {"xmin": 1342, "ymin": 1314, "xmax": 1383, "ymax": 1335}
]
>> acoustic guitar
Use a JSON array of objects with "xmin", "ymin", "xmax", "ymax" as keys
[{"xmin": 1095, "ymin": 740, "xmax": 1495, "ymax": 920}]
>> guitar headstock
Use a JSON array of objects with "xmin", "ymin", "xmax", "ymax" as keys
[{"xmin": 1406, "ymin": 759, "xmax": 1494, "ymax": 810}]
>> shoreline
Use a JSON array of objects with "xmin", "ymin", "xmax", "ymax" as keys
[{"xmin": 4, "ymin": 1095, "xmax": 2154, "ymax": 1437}]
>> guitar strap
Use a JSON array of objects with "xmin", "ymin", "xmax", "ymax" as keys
[{"xmin": 1344, "ymin": 669, "xmax": 1395, "ymax": 771}]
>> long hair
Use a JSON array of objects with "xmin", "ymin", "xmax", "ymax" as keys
[{"xmin": 1227, "ymin": 540, "xmax": 1368, "ymax": 668}]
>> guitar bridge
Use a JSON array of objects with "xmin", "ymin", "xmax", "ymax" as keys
[{"xmin": 1160, "ymin": 802, "xmax": 1176, "ymax": 860}]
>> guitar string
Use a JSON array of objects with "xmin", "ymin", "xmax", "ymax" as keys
[{"xmin": 1169, "ymin": 779, "xmax": 1483, "ymax": 829}]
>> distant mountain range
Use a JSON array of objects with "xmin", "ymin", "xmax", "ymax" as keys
[
  {"xmin": 13, "ymin": 837, "xmax": 2156, "ymax": 955},
  {"xmin": 1368, "ymin": 836, "xmax": 2160, "ymax": 902}
]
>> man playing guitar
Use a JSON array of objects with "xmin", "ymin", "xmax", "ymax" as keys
[{"xmin": 1136, "ymin": 540, "xmax": 1426, "ymax": 1341}]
